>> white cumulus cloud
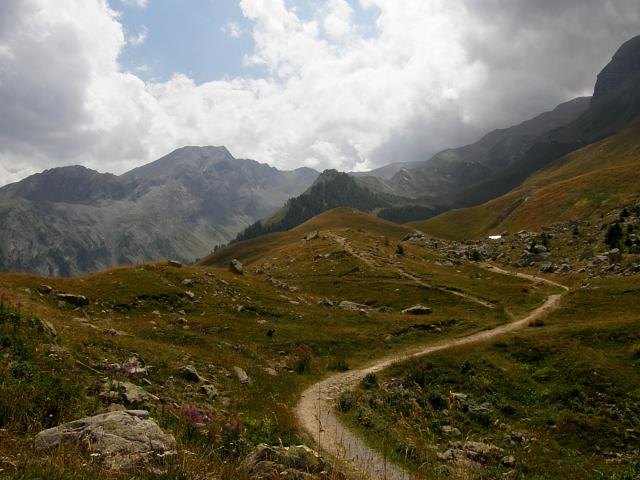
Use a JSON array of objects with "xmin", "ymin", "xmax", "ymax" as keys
[{"xmin": 0, "ymin": 0, "xmax": 638, "ymax": 186}]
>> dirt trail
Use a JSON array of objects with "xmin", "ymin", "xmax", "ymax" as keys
[
  {"xmin": 328, "ymin": 233, "xmax": 496, "ymax": 310},
  {"xmin": 295, "ymin": 238, "xmax": 569, "ymax": 480}
]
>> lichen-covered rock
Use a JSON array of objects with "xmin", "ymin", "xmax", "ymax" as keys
[
  {"xmin": 34, "ymin": 410, "xmax": 176, "ymax": 472},
  {"xmin": 239, "ymin": 444, "xmax": 345, "ymax": 480}
]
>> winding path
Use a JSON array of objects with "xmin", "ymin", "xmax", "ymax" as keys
[{"xmin": 295, "ymin": 250, "xmax": 569, "ymax": 480}]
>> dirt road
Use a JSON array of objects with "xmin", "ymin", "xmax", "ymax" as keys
[{"xmin": 295, "ymin": 258, "xmax": 568, "ymax": 480}]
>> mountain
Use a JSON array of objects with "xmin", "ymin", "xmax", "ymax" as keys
[
  {"xmin": 0, "ymin": 147, "xmax": 317, "ymax": 276},
  {"xmin": 348, "ymin": 161, "xmax": 424, "ymax": 180},
  {"xmin": 412, "ymin": 122, "xmax": 640, "ymax": 240},
  {"xmin": 233, "ymin": 170, "xmax": 438, "ymax": 242},
  {"xmin": 386, "ymin": 97, "xmax": 591, "ymax": 203},
  {"xmin": 447, "ymin": 34, "xmax": 640, "ymax": 208}
]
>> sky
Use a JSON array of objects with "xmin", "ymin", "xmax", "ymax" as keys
[{"xmin": 0, "ymin": 0, "xmax": 638, "ymax": 186}]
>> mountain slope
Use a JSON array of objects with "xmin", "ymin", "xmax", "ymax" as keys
[
  {"xmin": 0, "ymin": 147, "xmax": 317, "ymax": 276},
  {"xmin": 233, "ymin": 170, "xmax": 440, "ymax": 242},
  {"xmin": 412, "ymin": 123, "xmax": 640, "ymax": 240},
  {"xmin": 387, "ymin": 97, "xmax": 591, "ymax": 203},
  {"xmin": 450, "ymin": 35, "xmax": 640, "ymax": 208},
  {"xmin": 389, "ymin": 35, "xmax": 640, "ymax": 211}
]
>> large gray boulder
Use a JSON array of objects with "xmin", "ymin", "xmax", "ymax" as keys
[{"xmin": 34, "ymin": 410, "xmax": 176, "ymax": 472}]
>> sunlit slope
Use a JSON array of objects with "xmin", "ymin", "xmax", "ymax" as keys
[
  {"xmin": 199, "ymin": 207, "xmax": 414, "ymax": 267},
  {"xmin": 412, "ymin": 124, "xmax": 640, "ymax": 240}
]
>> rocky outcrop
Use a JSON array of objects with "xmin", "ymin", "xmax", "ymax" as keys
[
  {"xmin": 34, "ymin": 410, "xmax": 176, "ymax": 472},
  {"xmin": 593, "ymin": 35, "xmax": 640, "ymax": 101}
]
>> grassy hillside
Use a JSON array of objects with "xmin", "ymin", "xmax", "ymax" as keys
[
  {"xmin": 1, "ymin": 208, "xmax": 559, "ymax": 479},
  {"xmin": 200, "ymin": 207, "xmax": 414, "ymax": 267},
  {"xmin": 413, "ymin": 124, "xmax": 640, "ymax": 240}
]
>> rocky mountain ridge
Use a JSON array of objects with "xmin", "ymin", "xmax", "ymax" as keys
[{"xmin": 0, "ymin": 147, "xmax": 318, "ymax": 276}]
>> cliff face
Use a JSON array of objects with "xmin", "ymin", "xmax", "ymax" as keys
[{"xmin": 593, "ymin": 35, "xmax": 640, "ymax": 102}]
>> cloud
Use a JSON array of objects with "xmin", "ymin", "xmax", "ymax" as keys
[
  {"xmin": 221, "ymin": 21, "xmax": 243, "ymax": 39},
  {"xmin": 0, "ymin": 0, "xmax": 638, "ymax": 186},
  {"xmin": 128, "ymin": 26, "xmax": 147, "ymax": 46},
  {"xmin": 120, "ymin": 0, "xmax": 147, "ymax": 8}
]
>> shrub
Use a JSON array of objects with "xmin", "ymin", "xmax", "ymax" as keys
[
  {"xmin": 361, "ymin": 372, "xmax": 378, "ymax": 389},
  {"xmin": 338, "ymin": 392, "xmax": 356, "ymax": 412},
  {"xmin": 290, "ymin": 344, "xmax": 313, "ymax": 374},
  {"xmin": 329, "ymin": 356, "xmax": 350, "ymax": 372}
]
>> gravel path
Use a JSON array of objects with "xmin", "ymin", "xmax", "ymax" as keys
[{"xmin": 295, "ymin": 257, "xmax": 568, "ymax": 480}]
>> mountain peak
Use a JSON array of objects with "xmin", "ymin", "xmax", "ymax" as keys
[{"xmin": 593, "ymin": 35, "xmax": 640, "ymax": 101}]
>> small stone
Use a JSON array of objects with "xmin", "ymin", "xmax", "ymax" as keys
[
  {"xmin": 56, "ymin": 293, "xmax": 89, "ymax": 307},
  {"xmin": 181, "ymin": 279, "xmax": 194, "ymax": 287},
  {"xmin": 501, "ymin": 455, "xmax": 516, "ymax": 468},
  {"xmin": 230, "ymin": 259, "xmax": 244, "ymax": 275},
  {"xmin": 233, "ymin": 366, "xmax": 251, "ymax": 385},
  {"xmin": 199, "ymin": 384, "xmax": 218, "ymax": 400},
  {"xmin": 178, "ymin": 365, "xmax": 205, "ymax": 383},
  {"xmin": 402, "ymin": 305, "xmax": 433, "ymax": 315}
]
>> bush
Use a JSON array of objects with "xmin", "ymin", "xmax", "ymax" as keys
[
  {"xmin": 290, "ymin": 344, "xmax": 313, "ymax": 374},
  {"xmin": 329, "ymin": 356, "xmax": 350, "ymax": 372},
  {"xmin": 338, "ymin": 392, "xmax": 356, "ymax": 412},
  {"xmin": 361, "ymin": 372, "xmax": 378, "ymax": 389}
]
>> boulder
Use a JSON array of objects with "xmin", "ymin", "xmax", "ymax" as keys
[
  {"xmin": 230, "ymin": 259, "xmax": 244, "ymax": 275},
  {"xmin": 56, "ymin": 293, "xmax": 89, "ymax": 307},
  {"xmin": 34, "ymin": 410, "xmax": 176, "ymax": 472},
  {"xmin": 402, "ymin": 305, "xmax": 433, "ymax": 315},
  {"xmin": 239, "ymin": 444, "xmax": 344, "ymax": 480},
  {"xmin": 167, "ymin": 260, "xmax": 182, "ymax": 268}
]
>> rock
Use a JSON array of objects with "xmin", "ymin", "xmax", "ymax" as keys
[
  {"xmin": 34, "ymin": 318, "xmax": 58, "ymax": 338},
  {"xmin": 199, "ymin": 384, "xmax": 218, "ymax": 401},
  {"xmin": 101, "ymin": 381, "xmax": 158, "ymax": 407},
  {"xmin": 181, "ymin": 278, "xmax": 194, "ymax": 286},
  {"xmin": 449, "ymin": 392, "xmax": 469, "ymax": 405},
  {"xmin": 464, "ymin": 441, "xmax": 503, "ymax": 463},
  {"xmin": 317, "ymin": 299, "xmax": 335, "ymax": 307},
  {"xmin": 184, "ymin": 291, "xmax": 195, "ymax": 300},
  {"xmin": 402, "ymin": 305, "xmax": 433, "ymax": 315},
  {"xmin": 239, "ymin": 444, "xmax": 344, "ymax": 480},
  {"xmin": 233, "ymin": 366, "xmax": 251, "ymax": 385},
  {"xmin": 264, "ymin": 367, "xmax": 278, "ymax": 377},
  {"xmin": 533, "ymin": 244, "xmax": 548, "ymax": 254},
  {"xmin": 56, "ymin": 293, "xmax": 89, "ymax": 306},
  {"xmin": 230, "ymin": 259, "xmax": 244, "ymax": 275},
  {"xmin": 305, "ymin": 230, "xmax": 319, "ymax": 241},
  {"xmin": 167, "ymin": 260, "xmax": 182, "ymax": 268},
  {"xmin": 608, "ymin": 248, "xmax": 623, "ymax": 264},
  {"xmin": 338, "ymin": 300, "xmax": 368, "ymax": 310},
  {"xmin": 34, "ymin": 410, "xmax": 176, "ymax": 472},
  {"xmin": 38, "ymin": 284, "xmax": 53, "ymax": 294},
  {"xmin": 441, "ymin": 425, "xmax": 462, "ymax": 437},
  {"xmin": 174, "ymin": 317, "xmax": 188, "ymax": 326},
  {"xmin": 179, "ymin": 365, "xmax": 205, "ymax": 383},
  {"xmin": 501, "ymin": 455, "xmax": 516, "ymax": 468}
]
